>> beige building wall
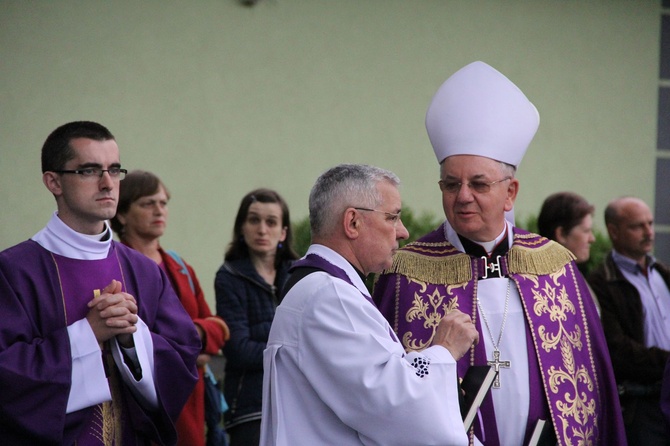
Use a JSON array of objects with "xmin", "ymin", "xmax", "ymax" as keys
[{"xmin": 0, "ymin": 0, "xmax": 660, "ymax": 309}]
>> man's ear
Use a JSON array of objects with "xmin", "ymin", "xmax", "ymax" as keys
[
  {"xmin": 503, "ymin": 178, "xmax": 519, "ymax": 212},
  {"xmin": 606, "ymin": 223, "xmax": 618, "ymax": 243},
  {"xmin": 43, "ymin": 172, "xmax": 63, "ymax": 196},
  {"xmin": 342, "ymin": 208, "xmax": 360, "ymax": 240}
]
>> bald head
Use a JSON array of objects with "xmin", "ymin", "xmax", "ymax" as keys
[{"xmin": 604, "ymin": 197, "xmax": 654, "ymax": 264}]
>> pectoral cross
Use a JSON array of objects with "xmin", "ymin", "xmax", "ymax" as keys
[{"xmin": 487, "ymin": 349, "xmax": 510, "ymax": 389}]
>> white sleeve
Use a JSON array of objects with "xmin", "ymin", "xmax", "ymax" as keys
[
  {"xmin": 67, "ymin": 318, "xmax": 158, "ymax": 412},
  {"xmin": 110, "ymin": 317, "xmax": 158, "ymax": 409},
  {"xmin": 66, "ymin": 319, "xmax": 111, "ymax": 413},
  {"xmin": 300, "ymin": 278, "xmax": 468, "ymax": 446}
]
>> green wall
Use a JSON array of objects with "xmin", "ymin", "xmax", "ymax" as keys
[{"xmin": 0, "ymin": 0, "xmax": 660, "ymax": 309}]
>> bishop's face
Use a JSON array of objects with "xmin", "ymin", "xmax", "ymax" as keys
[{"xmin": 440, "ymin": 155, "xmax": 518, "ymax": 242}]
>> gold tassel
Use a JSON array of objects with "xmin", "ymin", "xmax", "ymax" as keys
[
  {"xmin": 508, "ymin": 239, "xmax": 575, "ymax": 275},
  {"xmin": 383, "ymin": 238, "xmax": 575, "ymax": 283},
  {"xmin": 385, "ymin": 250, "xmax": 472, "ymax": 284}
]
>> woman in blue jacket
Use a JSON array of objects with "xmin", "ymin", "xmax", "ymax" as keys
[{"xmin": 215, "ymin": 189, "xmax": 298, "ymax": 446}]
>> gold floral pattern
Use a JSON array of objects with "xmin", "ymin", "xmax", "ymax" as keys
[
  {"xmin": 383, "ymin": 231, "xmax": 606, "ymax": 444},
  {"xmin": 528, "ymin": 268, "xmax": 583, "ymax": 353},
  {"xmin": 402, "ymin": 281, "xmax": 460, "ymax": 351},
  {"xmin": 547, "ymin": 339, "xmax": 596, "ymax": 445},
  {"xmin": 522, "ymin": 266, "xmax": 597, "ymax": 445}
]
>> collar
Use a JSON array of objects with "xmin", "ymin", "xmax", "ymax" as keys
[
  {"xmin": 445, "ymin": 219, "xmax": 512, "ymax": 256},
  {"xmin": 445, "ymin": 221, "xmax": 511, "ymax": 279},
  {"xmin": 31, "ymin": 211, "xmax": 112, "ymax": 260},
  {"xmin": 459, "ymin": 232, "xmax": 509, "ymax": 259},
  {"xmin": 305, "ymin": 244, "xmax": 371, "ymax": 297},
  {"xmin": 612, "ymin": 249, "xmax": 655, "ymax": 275}
]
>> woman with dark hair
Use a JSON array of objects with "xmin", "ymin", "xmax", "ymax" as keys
[
  {"xmin": 538, "ymin": 191, "xmax": 596, "ymax": 265},
  {"xmin": 111, "ymin": 170, "xmax": 230, "ymax": 446},
  {"xmin": 538, "ymin": 191, "xmax": 600, "ymax": 314},
  {"xmin": 214, "ymin": 188, "xmax": 299, "ymax": 446}
]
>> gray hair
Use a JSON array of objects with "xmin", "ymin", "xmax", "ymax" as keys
[
  {"xmin": 309, "ymin": 164, "xmax": 400, "ymax": 238},
  {"xmin": 438, "ymin": 159, "xmax": 516, "ymax": 178}
]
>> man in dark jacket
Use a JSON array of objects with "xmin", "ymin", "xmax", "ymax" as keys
[{"xmin": 589, "ymin": 196, "xmax": 670, "ymax": 446}]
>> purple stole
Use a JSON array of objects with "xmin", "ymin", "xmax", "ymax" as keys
[
  {"xmin": 291, "ymin": 254, "xmax": 399, "ymax": 343},
  {"xmin": 290, "ymin": 254, "xmax": 373, "ymax": 305},
  {"xmin": 52, "ymin": 251, "xmax": 126, "ymax": 446},
  {"xmin": 374, "ymin": 226, "xmax": 613, "ymax": 445}
]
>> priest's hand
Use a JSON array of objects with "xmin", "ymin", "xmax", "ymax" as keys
[
  {"xmin": 431, "ymin": 309, "xmax": 479, "ymax": 361},
  {"xmin": 197, "ymin": 353, "xmax": 211, "ymax": 367},
  {"xmin": 86, "ymin": 279, "xmax": 139, "ymax": 343}
]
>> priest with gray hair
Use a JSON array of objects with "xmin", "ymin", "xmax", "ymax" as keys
[{"xmin": 261, "ymin": 163, "xmax": 479, "ymax": 445}]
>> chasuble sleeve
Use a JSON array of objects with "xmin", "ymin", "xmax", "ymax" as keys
[
  {"xmin": 113, "ymin": 245, "xmax": 201, "ymax": 444},
  {"xmin": 0, "ymin": 243, "xmax": 83, "ymax": 443}
]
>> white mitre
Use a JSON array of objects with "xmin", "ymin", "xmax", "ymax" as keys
[{"xmin": 425, "ymin": 61, "xmax": 540, "ymax": 167}]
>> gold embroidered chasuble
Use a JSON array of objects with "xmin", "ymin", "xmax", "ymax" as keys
[{"xmin": 372, "ymin": 226, "xmax": 624, "ymax": 445}]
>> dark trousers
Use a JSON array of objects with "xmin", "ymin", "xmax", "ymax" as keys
[
  {"xmin": 228, "ymin": 420, "xmax": 261, "ymax": 446},
  {"xmin": 624, "ymin": 395, "xmax": 670, "ymax": 446}
]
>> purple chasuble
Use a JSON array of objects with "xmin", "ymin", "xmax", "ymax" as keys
[
  {"xmin": 0, "ymin": 240, "xmax": 200, "ymax": 445},
  {"xmin": 52, "ymin": 252, "xmax": 127, "ymax": 445},
  {"xmin": 372, "ymin": 224, "xmax": 626, "ymax": 446}
]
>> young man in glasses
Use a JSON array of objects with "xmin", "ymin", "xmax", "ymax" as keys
[
  {"xmin": 0, "ymin": 121, "xmax": 200, "ymax": 445},
  {"xmin": 372, "ymin": 62, "xmax": 626, "ymax": 445}
]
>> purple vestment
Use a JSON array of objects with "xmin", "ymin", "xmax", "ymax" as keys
[
  {"xmin": 372, "ymin": 224, "xmax": 626, "ymax": 446},
  {"xmin": 0, "ymin": 240, "xmax": 200, "ymax": 445}
]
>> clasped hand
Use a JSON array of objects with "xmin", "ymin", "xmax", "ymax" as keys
[
  {"xmin": 86, "ymin": 279, "xmax": 138, "ymax": 347},
  {"xmin": 431, "ymin": 309, "xmax": 480, "ymax": 361}
]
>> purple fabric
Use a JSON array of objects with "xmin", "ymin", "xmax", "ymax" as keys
[
  {"xmin": 0, "ymin": 240, "xmax": 200, "ymax": 445},
  {"xmin": 292, "ymin": 254, "xmax": 398, "ymax": 342},
  {"xmin": 372, "ymin": 224, "xmax": 627, "ymax": 445},
  {"xmin": 291, "ymin": 254, "xmax": 355, "ymax": 287}
]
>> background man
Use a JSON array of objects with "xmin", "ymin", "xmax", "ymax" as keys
[
  {"xmin": 260, "ymin": 163, "xmax": 479, "ymax": 446},
  {"xmin": 588, "ymin": 196, "xmax": 670, "ymax": 446},
  {"xmin": 373, "ymin": 61, "xmax": 625, "ymax": 445},
  {"xmin": 0, "ymin": 121, "xmax": 200, "ymax": 445}
]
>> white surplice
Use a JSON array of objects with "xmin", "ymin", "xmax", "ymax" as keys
[{"xmin": 260, "ymin": 244, "xmax": 467, "ymax": 446}]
